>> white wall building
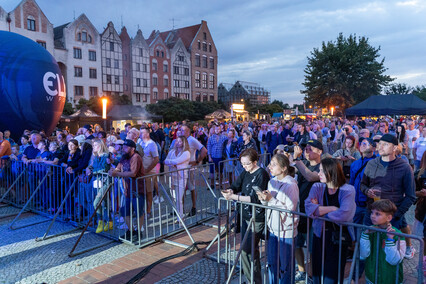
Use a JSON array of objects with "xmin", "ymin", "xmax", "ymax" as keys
[
  {"xmin": 131, "ymin": 29, "xmax": 151, "ymax": 106},
  {"xmin": 54, "ymin": 14, "xmax": 102, "ymax": 104}
]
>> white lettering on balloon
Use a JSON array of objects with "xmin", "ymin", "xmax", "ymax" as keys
[{"xmin": 43, "ymin": 72, "xmax": 66, "ymax": 101}]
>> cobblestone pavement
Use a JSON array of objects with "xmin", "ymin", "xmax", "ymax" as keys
[{"xmin": 0, "ymin": 209, "xmax": 138, "ymax": 284}]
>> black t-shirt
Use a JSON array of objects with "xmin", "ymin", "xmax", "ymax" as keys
[
  {"xmin": 330, "ymin": 130, "xmax": 336, "ymax": 141},
  {"xmin": 231, "ymin": 167, "xmax": 270, "ymax": 222},
  {"xmin": 324, "ymin": 186, "xmax": 340, "ymax": 230},
  {"xmin": 297, "ymin": 160, "xmax": 321, "ymax": 213}
]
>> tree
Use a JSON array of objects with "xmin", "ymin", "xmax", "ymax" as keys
[
  {"xmin": 271, "ymin": 100, "xmax": 291, "ymax": 109},
  {"xmin": 413, "ymin": 85, "xmax": 426, "ymax": 101},
  {"xmin": 62, "ymin": 101, "xmax": 75, "ymax": 115},
  {"xmin": 302, "ymin": 33, "xmax": 394, "ymax": 109},
  {"xmin": 146, "ymin": 98, "xmax": 223, "ymax": 122},
  {"xmin": 384, "ymin": 83, "xmax": 413, "ymax": 95}
]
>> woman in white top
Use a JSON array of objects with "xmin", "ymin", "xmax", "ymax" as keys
[
  {"xmin": 257, "ymin": 153, "xmax": 299, "ymax": 284},
  {"xmin": 164, "ymin": 135, "xmax": 190, "ymax": 219}
]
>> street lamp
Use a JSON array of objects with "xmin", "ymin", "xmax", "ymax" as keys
[
  {"xmin": 330, "ymin": 106, "xmax": 334, "ymax": 116},
  {"xmin": 101, "ymin": 97, "xmax": 108, "ymax": 130}
]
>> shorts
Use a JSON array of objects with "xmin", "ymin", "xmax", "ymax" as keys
[
  {"xmin": 120, "ymin": 195, "xmax": 145, "ymax": 217},
  {"xmin": 296, "ymin": 229, "xmax": 313, "ymax": 251},
  {"xmin": 144, "ymin": 174, "xmax": 157, "ymax": 193}
]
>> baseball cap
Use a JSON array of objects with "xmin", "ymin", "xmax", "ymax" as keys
[
  {"xmin": 380, "ymin": 134, "xmax": 398, "ymax": 145},
  {"xmin": 123, "ymin": 139, "xmax": 136, "ymax": 148},
  {"xmin": 306, "ymin": 139, "xmax": 323, "ymax": 151}
]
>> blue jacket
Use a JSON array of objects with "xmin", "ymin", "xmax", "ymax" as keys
[
  {"xmin": 266, "ymin": 131, "xmax": 282, "ymax": 154},
  {"xmin": 349, "ymin": 154, "xmax": 376, "ymax": 207}
]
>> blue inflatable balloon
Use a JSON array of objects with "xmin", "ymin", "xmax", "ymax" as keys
[{"xmin": 0, "ymin": 31, "xmax": 65, "ymax": 138}]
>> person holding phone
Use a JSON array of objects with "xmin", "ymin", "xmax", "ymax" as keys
[{"xmin": 221, "ymin": 148, "xmax": 269, "ymax": 284}]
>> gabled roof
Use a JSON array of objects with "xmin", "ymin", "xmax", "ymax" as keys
[
  {"xmin": 158, "ymin": 23, "xmax": 201, "ymax": 50},
  {"xmin": 53, "ymin": 22, "xmax": 70, "ymax": 49},
  {"xmin": 11, "ymin": 0, "xmax": 53, "ymax": 26}
]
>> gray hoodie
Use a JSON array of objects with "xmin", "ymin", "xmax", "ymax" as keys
[{"xmin": 360, "ymin": 156, "xmax": 415, "ymax": 219}]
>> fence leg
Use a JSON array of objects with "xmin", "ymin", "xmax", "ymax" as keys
[
  {"xmin": 0, "ymin": 169, "xmax": 26, "ymax": 204},
  {"xmin": 9, "ymin": 172, "xmax": 50, "ymax": 230}
]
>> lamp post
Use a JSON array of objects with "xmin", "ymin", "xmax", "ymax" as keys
[{"xmin": 101, "ymin": 97, "xmax": 108, "ymax": 130}]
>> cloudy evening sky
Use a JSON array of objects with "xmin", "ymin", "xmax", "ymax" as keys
[{"xmin": 2, "ymin": 0, "xmax": 426, "ymax": 104}]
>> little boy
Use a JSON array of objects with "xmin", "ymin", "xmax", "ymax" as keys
[{"xmin": 360, "ymin": 199, "xmax": 406, "ymax": 284}]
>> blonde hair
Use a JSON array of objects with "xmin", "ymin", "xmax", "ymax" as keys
[
  {"xmin": 92, "ymin": 138, "xmax": 108, "ymax": 156},
  {"xmin": 175, "ymin": 135, "xmax": 190, "ymax": 153}
]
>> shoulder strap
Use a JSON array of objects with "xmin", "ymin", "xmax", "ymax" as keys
[{"xmin": 353, "ymin": 159, "xmax": 369, "ymax": 181}]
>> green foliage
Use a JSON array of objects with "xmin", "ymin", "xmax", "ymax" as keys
[
  {"xmin": 302, "ymin": 33, "xmax": 394, "ymax": 109},
  {"xmin": 146, "ymin": 98, "xmax": 223, "ymax": 122},
  {"xmin": 413, "ymin": 85, "xmax": 426, "ymax": 101},
  {"xmin": 271, "ymin": 100, "xmax": 291, "ymax": 109},
  {"xmin": 62, "ymin": 101, "xmax": 75, "ymax": 115},
  {"xmin": 384, "ymin": 83, "xmax": 413, "ymax": 95}
]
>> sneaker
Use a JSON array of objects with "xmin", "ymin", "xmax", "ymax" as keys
[
  {"xmin": 187, "ymin": 207, "xmax": 197, "ymax": 217},
  {"xmin": 118, "ymin": 223, "xmax": 129, "ymax": 230},
  {"xmin": 153, "ymin": 195, "xmax": 159, "ymax": 204},
  {"xmin": 405, "ymin": 245, "xmax": 416, "ymax": 259},
  {"xmin": 294, "ymin": 271, "xmax": 306, "ymax": 282}
]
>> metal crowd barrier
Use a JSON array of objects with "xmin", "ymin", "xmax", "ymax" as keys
[{"xmin": 211, "ymin": 198, "xmax": 424, "ymax": 284}]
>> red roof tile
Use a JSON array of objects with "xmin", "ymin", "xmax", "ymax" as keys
[{"xmin": 159, "ymin": 23, "xmax": 201, "ymax": 50}]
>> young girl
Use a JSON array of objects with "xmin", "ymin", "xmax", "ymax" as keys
[
  {"xmin": 257, "ymin": 154, "xmax": 299, "ymax": 284},
  {"xmin": 164, "ymin": 136, "xmax": 190, "ymax": 220}
]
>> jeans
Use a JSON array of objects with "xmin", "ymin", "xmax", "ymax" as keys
[
  {"xmin": 267, "ymin": 233, "xmax": 295, "ymax": 284},
  {"xmin": 241, "ymin": 219, "xmax": 265, "ymax": 284}
]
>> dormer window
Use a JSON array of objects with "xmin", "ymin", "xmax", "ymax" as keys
[{"xmin": 27, "ymin": 16, "xmax": 36, "ymax": 31}]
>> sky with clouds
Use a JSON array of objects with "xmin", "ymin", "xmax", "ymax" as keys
[{"xmin": 2, "ymin": 0, "xmax": 426, "ymax": 104}]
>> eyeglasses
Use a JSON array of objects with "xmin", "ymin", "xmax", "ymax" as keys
[{"xmin": 241, "ymin": 162, "xmax": 253, "ymax": 166}]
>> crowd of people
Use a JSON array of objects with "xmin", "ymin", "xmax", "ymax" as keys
[{"xmin": 0, "ymin": 115, "xmax": 425, "ymax": 283}]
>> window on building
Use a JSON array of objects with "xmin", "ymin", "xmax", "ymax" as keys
[
  {"xmin": 209, "ymin": 58, "xmax": 214, "ymax": 69},
  {"xmin": 209, "ymin": 44, "xmax": 212, "ymax": 53},
  {"xmin": 82, "ymin": 31, "xmax": 87, "ymax": 42},
  {"xmin": 198, "ymin": 41, "xmax": 201, "ymax": 50},
  {"xmin": 203, "ymin": 32, "xmax": 207, "ymax": 40},
  {"xmin": 153, "ymin": 92, "xmax": 158, "ymax": 100},
  {"xmin": 174, "ymin": 80, "xmax": 180, "ymax": 87},
  {"xmin": 115, "ymin": 76, "xmax": 119, "ymax": 84},
  {"xmin": 136, "ymin": 63, "xmax": 140, "ymax": 71},
  {"xmin": 74, "ymin": 67, "xmax": 83, "ymax": 77},
  {"xmin": 152, "ymin": 62, "xmax": 157, "ymax": 71},
  {"xmin": 89, "ymin": 87, "xmax": 98, "ymax": 97},
  {"xmin": 27, "ymin": 18, "xmax": 36, "ymax": 31},
  {"xmin": 202, "ymin": 56, "xmax": 207, "ymax": 68},
  {"xmin": 139, "ymin": 48, "xmax": 143, "ymax": 56},
  {"xmin": 153, "ymin": 77, "xmax": 158, "ymax": 86},
  {"xmin": 136, "ymin": 94, "xmax": 141, "ymax": 102},
  {"xmin": 202, "ymin": 73, "xmax": 207, "ymax": 89},
  {"xmin": 203, "ymin": 43, "xmax": 207, "ymax": 51},
  {"xmin": 123, "ymin": 54, "xmax": 127, "ymax": 61},
  {"xmin": 163, "ymin": 64, "xmax": 168, "ymax": 72},
  {"xmin": 88, "ymin": 35, "xmax": 92, "ymax": 43},
  {"xmin": 73, "ymin": 48, "xmax": 82, "ymax": 59},
  {"xmin": 164, "ymin": 78, "xmax": 169, "ymax": 86},
  {"xmin": 110, "ymin": 42, "xmax": 114, "ymax": 51},
  {"xmin": 143, "ymin": 64, "xmax": 148, "ymax": 72},
  {"xmin": 209, "ymin": 74, "xmax": 214, "ymax": 89},
  {"xmin": 74, "ymin": 86, "xmax": 83, "ymax": 96},
  {"xmin": 195, "ymin": 72, "xmax": 200, "ymax": 88},
  {"xmin": 143, "ymin": 94, "xmax": 148, "ymax": 102},
  {"xmin": 156, "ymin": 50, "xmax": 160, "ymax": 57},
  {"xmin": 185, "ymin": 80, "xmax": 190, "ymax": 88},
  {"xmin": 143, "ymin": 79, "xmax": 148, "ymax": 87},
  {"xmin": 89, "ymin": 68, "xmax": 97, "ymax": 79},
  {"xmin": 136, "ymin": 78, "xmax": 141, "ymax": 87},
  {"xmin": 89, "ymin": 50, "xmax": 96, "ymax": 61},
  {"xmin": 161, "ymin": 51, "xmax": 164, "ymax": 58},
  {"xmin": 37, "ymin": 41, "xmax": 46, "ymax": 49},
  {"xmin": 203, "ymin": 94, "xmax": 207, "ymax": 102},
  {"xmin": 195, "ymin": 55, "xmax": 200, "ymax": 67},
  {"xmin": 210, "ymin": 94, "xmax": 214, "ymax": 101},
  {"xmin": 165, "ymin": 92, "xmax": 169, "ymax": 98},
  {"xmin": 178, "ymin": 55, "xmax": 184, "ymax": 61},
  {"xmin": 114, "ymin": 59, "xmax": 119, "ymax": 69},
  {"xmin": 184, "ymin": 68, "xmax": 189, "ymax": 75},
  {"xmin": 174, "ymin": 66, "xmax": 179, "ymax": 74},
  {"xmin": 106, "ymin": 75, "xmax": 112, "ymax": 84},
  {"xmin": 106, "ymin": 58, "xmax": 111, "ymax": 67},
  {"xmin": 196, "ymin": 93, "xmax": 201, "ymax": 102}
]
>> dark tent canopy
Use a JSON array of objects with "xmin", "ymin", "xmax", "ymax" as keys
[{"xmin": 345, "ymin": 94, "xmax": 426, "ymax": 116}]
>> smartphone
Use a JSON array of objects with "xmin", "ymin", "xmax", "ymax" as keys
[{"xmin": 252, "ymin": 186, "xmax": 262, "ymax": 193}]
